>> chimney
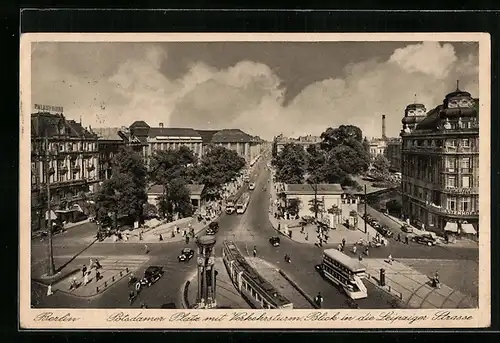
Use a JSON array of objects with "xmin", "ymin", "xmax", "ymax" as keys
[
  {"xmin": 382, "ymin": 115, "xmax": 387, "ymax": 140},
  {"xmin": 159, "ymin": 122, "xmax": 164, "ymax": 128}
]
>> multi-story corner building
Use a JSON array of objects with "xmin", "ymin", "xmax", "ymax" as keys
[
  {"xmin": 31, "ymin": 108, "xmax": 99, "ymax": 231},
  {"xmin": 128, "ymin": 121, "xmax": 263, "ymax": 166},
  {"xmin": 400, "ymin": 86, "xmax": 479, "ymax": 237},
  {"xmin": 275, "ymin": 135, "xmax": 322, "ymax": 153},
  {"xmin": 385, "ymin": 138, "xmax": 402, "ymax": 172},
  {"xmin": 92, "ymin": 127, "xmax": 144, "ymax": 180}
]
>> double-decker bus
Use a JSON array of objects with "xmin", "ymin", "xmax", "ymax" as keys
[
  {"xmin": 318, "ymin": 249, "xmax": 368, "ymax": 300},
  {"xmin": 236, "ymin": 192, "xmax": 250, "ymax": 214}
]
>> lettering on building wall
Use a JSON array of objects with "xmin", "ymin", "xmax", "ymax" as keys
[{"xmin": 33, "ymin": 104, "xmax": 64, "ymax": 113}]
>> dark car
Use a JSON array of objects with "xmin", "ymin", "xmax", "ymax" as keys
[
  {"xmin": 136, "ymin": 266, "xmax": 164, "ymax": 290},
  {"xmin": 400, "ymin": 225, "xmax": 413, "ymax": 233},
  {"xmin": 413, "ymin": 235, "xmax": 436, "ymax": 246},
  {"xmin": 178, "ymin": 248, "xmax": 195, "ymax": 262},
  {"xmin": 377, "ymin": 225, "xmax": 394, "ymax": 238},
  {"xmin": 269, "ymin": 236, "xmax": 280, "ymax": 247},
  {"xmin": 206, "ymin": 222, "xmax": 219, "ymax": 235}
]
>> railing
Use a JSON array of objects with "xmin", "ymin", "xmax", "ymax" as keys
[
  {"xmin": 427, "ymin": 204, "xmax": 479, "ymax": 216},
  {"xmin": 440, "ymin": 186, "xmax": 478, "ymax": 195}
]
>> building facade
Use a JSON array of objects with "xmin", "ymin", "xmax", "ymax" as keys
[
  {"xmin": 31, "ymin": 111, "xmax": 99, "ymax": 231},
  {"xmin": 276, "ymin": 135, "xmax": 322, "ymax": 153},
  {"xmin": 129, "ymin": 121, "xmax": 263, "ymax": 166},
  {"xmin": 385, "ymin": 138, "xmax": 402, "ymax": 172},
  {"xmin": 400, "ymin": 87, "xmax": 479, "ymax": 236},
  {"xmin": 369, "ymin": 138, "xmax": 387, "ymax": 157},
  {"xmin": 129, "ymin": 121, "xmax": 204, "ymax": 167},
  {"xmin": 92, "ymin": 127, "xmax": 144, "ymax": 181}
]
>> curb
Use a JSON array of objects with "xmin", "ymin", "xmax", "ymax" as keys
[
  {"xmin": 278, "ymin": 269, "xmax": 319, "ymax": 309},
  {"xmin": 182, "ymin": 281, "xmax": 191, "ymax": 309}
]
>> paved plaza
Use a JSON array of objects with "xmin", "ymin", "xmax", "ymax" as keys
[{"xmin": 361, "ymin": 258, "xmax": 478, "ymax": 309}]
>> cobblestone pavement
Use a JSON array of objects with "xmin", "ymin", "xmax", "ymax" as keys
[{"xmin": 361, "ymin": 258, "xmax": 478, "ymax": 309}]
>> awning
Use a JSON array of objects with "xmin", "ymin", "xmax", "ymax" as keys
[
  {"xmin": 45, "ymin": 210, "xmax": 57, "ymax": 220},
  {"xmin": 444, "ymin": 222, "xmax": 458, "ymax": 233},
  {"xmin": 461, "ymin": 223, "xmax": 477, "ymax": 235}
]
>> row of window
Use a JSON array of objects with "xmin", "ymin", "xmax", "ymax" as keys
[{"xmin": 404, "ymin": 138, "xmax": 475, "ymax": 149}]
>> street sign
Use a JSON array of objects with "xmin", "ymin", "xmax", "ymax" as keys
[{"xmin": 33, "ymin": 104, "xmax": 64, "ymax": 114}]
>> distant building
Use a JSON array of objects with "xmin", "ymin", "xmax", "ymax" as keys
[
  {"xmin": 276, "ymin": 135, "xmax": 322, "ymax": 153},
  {"xmin": 147, "ymin": 184, "xmax": 205, "ymax": 210},
  {"xmin": 128, "ymin": 121, "xmax": 263, "ymax": 166},
  {"xmin": 92, "ymin": 127, "xmax": 144, "ymax": 180},
  {"xmin": 282, "ymin": 183, "xmax": 359, "ymax": 220},
  {"xmin": 400, "ymin": 86, "xmax": 479, "ymax": 236},
  {"xmin": 385, "ymin": 138, "xmax": 402, "ymax": 172},
  {"xmin": 31, "ymin": 110, "xmax": 99, "ymax": 231},
  {"xmin": 369, "ymin": 138, "xmax": 387, "ymax": 157}
]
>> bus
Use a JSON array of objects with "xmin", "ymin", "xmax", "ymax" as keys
[
  {"xmin": 318, "ymin": 249, "xmax": 368, "ymax": 300},
  {"xmin": 236, "ymin": 192, "xmax": 250, "ymax": 214}
]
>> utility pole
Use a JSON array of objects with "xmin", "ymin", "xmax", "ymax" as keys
[
  {"xmin": 364, "ymin": 184, "xmax": 367, "ymax": 234},
  {"xmin": 44, "ymin": 134, "xmax": 55, "ymax": 276}
]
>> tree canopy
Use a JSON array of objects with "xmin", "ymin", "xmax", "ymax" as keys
[
  {"xmin": 198, "ymin": 145, "xmax": 246, "ymax": 199},
  {"xmin": 372, "ymin": 154, "xmax": 391, "ymax": 175},
  {"xmin": 94, "ymin": 146, "xmax": 148, "ymax": 224},
  {"xmin": 274, "ymin": 143, "xmax": 307, "ymax": 184}
]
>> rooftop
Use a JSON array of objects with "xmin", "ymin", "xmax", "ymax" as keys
[
  {"xmin": 148, "ymin": 183, "xmax": 205, "ymax": 195},
  {"xmin": 149, "ymin": 127, "xmax": 202, "ymax": 138},
  {"xmin": 284, "ymin": 183, "xmax": 344, "ymax": 195},
  {"xmin": 323, "ymin": 249, "xmax": 366, "ymax": 272},
  {"xmin": 31, "ymin": 112, "xmax": 97, "ymax": 139},
  {"xmin": 212, "ymin": 129, "xmax": 254, "ymax": 143},
  {"xmin": 196, "ymin": 129, "xmax": 220, "ymax": 143},
  {"xmin": 92, "ymin": 127, "xmax": 126, "ymax": 141}
]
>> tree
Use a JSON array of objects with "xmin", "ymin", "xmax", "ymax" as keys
[
  {"xmin": 198, "ymin": 145, "xmax": 246, "ymax": 199},
  {"xmin": 157, "ymin": 179, "xmax": 193, "ymax": 221},
  {"xmin": 94, "ymin": 147, "xmax": 148, "ymax": 226},
  {"xmin": 372, "ymin": 154, "xmax": 391, "ymax": 175},
  {"xmin": 274, "ymin": 143, "xmax": 307, "ymax": 184},
  {"xmin": 286, "ymin": 198, "xmax": 301, "ymax": 216},
  {"xmin": 320, "ymin": 125, "xmax": 370, "ymax": 174},
  {"xmin": 308, "ymin": 195, "xmax": 325, "ymax": 219}
]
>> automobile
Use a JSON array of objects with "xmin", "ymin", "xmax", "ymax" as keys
[
  {"xmin": 206, "ymin": 221, "xmax": 219, "ymax": 235},
  {"xmin": 249, "ymin": 182, "xmax": 256, "ymax": 190},
  {"xmin": 377, "ymin": 225, "xmax": 394, "ymax": 238},
  {"xmin": 178, "ymin": 248, "xmax": 195, "ymax": 262},
  {"xmin": 226, "ymin": 207, "xmax": 235, "ymax": 215},
  {"xmin": 400, "ymin": 225, "xmax": 413, "ymax": 233},
  {"xmin": 269, "ymin": 236, "xmax": 280, "ymax": 247},
  {"xmin": 412, "ymin": 235, "xmax": 436, "ymax": 246},
  {"xmin": 314, "ymin": 264, "xmax": 326, "ymax": 278},
  {"xmin": 371, "ymin": 221, "xmax": 382, "ymax": 229},
  {"xmin": 135, "ymin": 266, "xmax": 164, "ymax": 290}
]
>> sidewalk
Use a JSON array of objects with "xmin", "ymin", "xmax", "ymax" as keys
[
  {"xmin": 42, "ymin": 255, "xmax": 150, "ymax": 298},
  {"xmin": 267, "ymin": 169, "xmax": 381, "ymax": 247},
  {"xmin": 361, "ymin": 258, "xmax": 478, "ymax": 309},
  {"xmin": 184, "ymin": 258, "xmax": 251, "ymax": 309}
]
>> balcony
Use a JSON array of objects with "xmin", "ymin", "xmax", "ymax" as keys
[
  {"xmin": 440, "ymin": 186, "xmax": 479, "ymax": 195},
  {"xmin": 444, "ymin": 168, "xmax": 457, "ymax": 173},
  {"xmin": 461, "ymin": 168, "xmax": 472, "ymax": 174}
]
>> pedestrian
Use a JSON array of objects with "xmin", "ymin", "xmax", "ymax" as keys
[
  {"xmin": 342, "ymin": 238, "xmax": 346, "ymax": 247},
  {"xmin": 176, "ymin": 226, "xmax": 180, "ymax": 234},
  {"xmin": 171, "ymin": 231, "xmax": 175, "ymax": 238},
  {"xmin": 186, "ymin": 236, "xmax": 190, "ymax": 244},
  {"xmin": 182, "ymin": 230, "xmax": 186, "ymax": 237},
  {"xmin": 397, "ymin": 233, "xmax": 401, "ymax": 242},
  {"xmin": 358, "ymin": 254, "xmax": 363, "ymax": 261},
  {"xmin": 96, "ymin": 270, "xmax": 101, "ymax": 281},
  {"xmin": 305, "ymin": 233, "xmax": 309, "ymax": 241},
  {"xmin": 141, "ymin": 302, "xmax": 148, "ymax": 308},
  {"xmin": 139, "ymin": 232, "xmax": 143, "ymax": 241},
  {"xmin": 89, "ymin": 258, "xmax": 94, "ymax": 269},
  {"xmin": 95, "ymin": 259, "xmax": 102, "ymax": 269},
  {"xmin": 69, "ymin": 276, "xmax": 77, "ymax": 290},
  {"xmin": 83, "ymin": 271, "xmax": 89, "ymax": 285},
  {"xmin": 337, "ymin": 243, "xmax": 342, "ymax": 251},
  {"xmin": 47, "ymin": 284, "xmax": 53, "ymax": 296},
  {"xmin": 253, "ymin": 246, "xmax": 257, "ymax": 258},
  {"xmin": 129, "ymin": 290, "xmax": 135, "ymax": 304},
  {"xmin": 82, "ymin": 265, "xmax": 87, "ymax": 278},
  {"xmin": 405, "ymin": 235, "xmax": 409, "ymax": 244},
  {"xmin": 388, "ymin": 254, "xmax": 393, "ymax": 264},
  {"xmin": 314, "ymin": 292, "xmax": 324, "ymax": 308},
  {"xmin": 144, "ymin": 244, "xmax": 149, "ymax": 254},
  {"xmin": 159, "ymin": 234, "xmax": 163, "ymax": 241},
  {"xmin": 352, "ymin": 245, "xmax": 357, "ymax": 254}
]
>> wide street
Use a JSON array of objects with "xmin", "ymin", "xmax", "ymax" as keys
[{"xmin": 31, "ymin": 154, "xmax": 478, "ymax": 309}]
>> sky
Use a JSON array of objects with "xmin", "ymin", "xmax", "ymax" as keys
[{"xmin": 31, "ymin": 41, "xmax": 479, "ymax": 140}]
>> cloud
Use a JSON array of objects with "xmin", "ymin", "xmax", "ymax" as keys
[{"xmin": 31, "ymin": 41, "xmax": 479, "ymax": 140}]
